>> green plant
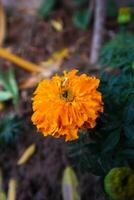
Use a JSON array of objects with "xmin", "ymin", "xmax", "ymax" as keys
[
  {"xmin": 107, "ymin": 0, "xmax": 118, "ymax": 18},
  {"xmin": 73, "ymin": 0, "xmax": 88, "ymax": 6},
  {"xmin": 72, "ymin": 9, "xmax": 91, "ymax": 30},
  {"xmin": 99, "ymin": 32, "xmax": 134, "ymax": 71},
  {"xmin": 0, "ymin": 68, "xmax": 19, "ymax": 107},
  {"xmin": 38, "ymin": 0, "xmax": 56, "ymax": 18},
  {"xmin": 0, "ymin": 114, "xmax": 23, "ymax": 145},
  {"xmin": 68, "ymin": 71, "xmax": 134, "ymax": 176}
]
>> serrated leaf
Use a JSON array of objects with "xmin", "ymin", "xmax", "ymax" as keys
[
  {"xmin": 107, "ymin": 0, "xmax": 118, "ymax": 18},
  {"xmin": 125, "ymin": 139, "xmax": 134, "ymax": 148},
  {"xmin": 73, "ymin": 0, "xmax": 88, "ymax": 6},
  {"xmin": 39, "ymin": 0, "xmax": 55, "ymax": 18},
  {"xmin": 0, "ymin": 68, "xmax": 19, "ymax": 106},
  {"xmin": 0, "ymin": 115, "xmax": 23, "ymax": 144},
  {"xmin": 124, "ymin": 103, "xmax": 134, "ymax": 123},
  {"xmin": 73, "ymin": 9, "xmax": 91, "ymax": 29},
  {"xmin": 0, "ymin": 91, "xmax": 12, "ymax": 101},
  {"xmin": 62, "ymin": 167, "xmax": 80, "ymax": 200},
  {"xmin": 124, "ymin": 125, "xmax": 134, "ymax": 140},
  {"xmin": 7, "ymin": 68, "xmax": 19, "ymax": 105},
  {"xmin": 122, "ymin": 149, "xmax": 134, "ymax": 159},
  {"xmin": 102, "ymin": 131, "xmax": 120, "ymax": 153},
  {"xmin": 99, "ymin": 32, "xmax": 134, "ymax": 70}
]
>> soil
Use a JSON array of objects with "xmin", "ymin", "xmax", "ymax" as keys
[{"xmin": 0, "ymin": 9, "xmax": 111, "ymax": 200}]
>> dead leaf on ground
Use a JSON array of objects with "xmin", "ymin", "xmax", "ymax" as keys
[
  {"xmin": 50, "ymin": 19, "xmax": 63, "ymax": 32},
  {"xmin": 7, "ymin": 179, "xmax": 17, "ymax": 200},
  {"xmin": 0, "ymin": 102, "xmax": 4, "ymax": 110},
  {"xmin": 17, "ymin": 144, "xmax": 36, "ymax": 165},
  {"xmin": 62, "ymin": 166, "xmax": 80, "ymax": 200},
  {"xmin": 19, "ymin": 48, "xmax": 70, "ymax": 89},
  {"xmin": 40, "ymin": 48, "xmax": 70, "ymax": 70},
  {"xmin": 19, "ymin": 74, "xmax": 42, "ymax": 89}
]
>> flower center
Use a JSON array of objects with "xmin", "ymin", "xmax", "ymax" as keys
[
  {"xmin": 60, "ymin": 89, "xmax": 73, "ymax": 102},
  {"xmin": 62, "ymin": 90, "xmax": 68, "ymax": 98}
]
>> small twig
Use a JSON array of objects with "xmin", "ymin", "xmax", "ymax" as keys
[
  {"xmin": 90, "ymin": 0, "xmax": 106, "ymax": 66},
  {"xmin": 0, "ymin": 47, "xmax": 43, "ymax": 73},
  {"xmin": 0, "ymin": 2, "xmax": 6, "ymax": 46}
]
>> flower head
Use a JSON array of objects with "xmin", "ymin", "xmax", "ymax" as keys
[
  {"xmin": 32, "ymin": 70, "xmax": 103, "ymax": 141},
  {"xmin": 104, "ymin": 167, "xmax": 134, "ymax": 200}
]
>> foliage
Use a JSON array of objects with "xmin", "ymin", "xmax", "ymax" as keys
[
  {"xmin": 107, "ymin": 0, "xmax": 118, "ymax": 18},
  {"xmin": 68, "ymin": 71, "xmax": 134, "ymax": 176},
  {"xmin": 72, "ymin": 9, "xmax": 91, "ymax": 30},
  {"xmin": 38, "ymin": 0, "xmax": 56, "ymax": 18},
  {"xmin": 0, "ymin": 68, "xmax": 19, "ymax": 107},
  {"xmin": 0, "ymin": 115, "xmax": 23, "ymax": 145},
  {"xmin": 117, "ymin": 7, "xmax": 131, "ymax": 24},
  {"xmin": 72, "ymin": 0, "xmax": 88, "ymax": 6},
  {"xmin": 99, "ymin": 32, "xmax": 134, "ymax": 71},
  {"xmin": 38, "ymin": 0, "xmax": 90, "ymax": 29}
]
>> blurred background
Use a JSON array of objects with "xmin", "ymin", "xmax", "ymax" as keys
[{"xmin": 0, "ymin": 0, "xmax": 134, "ymax": 199}]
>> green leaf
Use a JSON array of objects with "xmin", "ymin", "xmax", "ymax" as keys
[
  {"xmin": 107, "ymin": 0, "xmax": 118, "ymax": 18},
  {"xmin": 124, "ymin": 103, "xmax": 134, "ymax": 124},
  {"xmin": 99, "ymin": 32, "xmax": 134, "ymax": 70},
  {"xmin": 73, "ymin": 9, "xmax": 91, "ymax": 29},
  {"xmin": 122, "ymin": 149, "xmax": 134, "ymax": 159},
  {"xmin": 124, "ymin": 125, "xmax": 134, "ymax": 140},
  {"xmin": 38, "ymin": 0, "xmax": 55, "ymax": 18},
  {"xmin": 6, "ymin": 68, "xmax": 19, "ymax": 105},
  {"xmin": 0, "ymin": 68, "xmax": 19, "ymax": 106},
  {"xmin": 73, "ymin": 0, "xmax": 88, "ymax": 6},
  {"xmin": 0, "ymin": 91, "xmax": 12, "ymax": 101},
  {"xmin": 125, "ymin": 139, "xmax": 134, "ymax": 148},
  {"xmin": 0, "ymin": 115, "xmax": 23, "ymax": 144},
  {"xmin": 62, "ymin": 166, "xmax": 80, "ymax": 200},
  {"xmin": 102, "ymin": 130, "xmax": 120, "ymax": 153}
]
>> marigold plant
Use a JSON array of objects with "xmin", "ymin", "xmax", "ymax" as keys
[{"xmin": 32, "ymin": 70, "xmax": 103, "ymax": 141}]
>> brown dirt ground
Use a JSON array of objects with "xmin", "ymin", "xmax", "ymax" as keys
[{"xmin": 0, "ymin": 9, "xmax": 112, "ymax": 200}]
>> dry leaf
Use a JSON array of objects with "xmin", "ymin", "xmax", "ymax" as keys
[
  {"xmin": 0, "ymin": 192, "xmax": 6, "ymax": 200},
  {"xmin": 17, "ymin": 144, "xmax": 36, "ymax": 165},
  {"xmin": 62, "ymin": 166, "xmax": 80, "ymax": 200},
  {"xmin": 0, "ymin": 169, "xmax": 6, "ymax": 200},
  {"xmin": 40, "ymin": 48, "xmax": 69, "ymax": 70},
  {"xmin": 7, "ymin": 179, "xmax": 17, "ymax": 200},
  {"xmin": 0, "ymin": 102, "xmax": 4, "ymax": 110},
  {"xmin": 19, "ymin": 74, "xmax": 42, "ymax": 89},
  {"xmin": 0, "ymin": 3, "xmax": 6, "ymax": 46},
  {"xmin": 51, "ymin": 19, "xmax": 63, "ymax": 32}
]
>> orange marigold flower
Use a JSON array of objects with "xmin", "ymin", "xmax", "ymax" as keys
[{"xmin": 31, "ymin": 70, "xmax": 103, "ymax": 141}]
